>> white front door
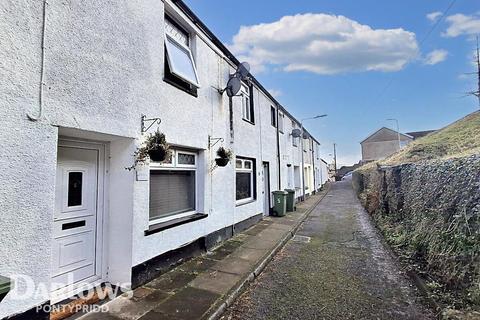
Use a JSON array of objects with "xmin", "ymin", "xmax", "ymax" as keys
[
  {"xmin": 52, "ymin": 141, "xmax": 104, "ymax": 293},
  {"xmin": 262, "ymin": 163, "xmax": 270, "ymax": 216}
]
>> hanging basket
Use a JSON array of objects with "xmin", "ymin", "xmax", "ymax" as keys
[
  {"xmin": 148, "ymin": 147, "xmax": 167, "ymax": 162},
  {"xmin": 215, "ymin": 158, "xmax": 230, "ymax": 167}
]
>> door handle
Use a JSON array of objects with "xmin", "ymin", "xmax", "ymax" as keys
[{"xmin": 62, "ymin": 220, "xmax": 86, "ymax": 230}]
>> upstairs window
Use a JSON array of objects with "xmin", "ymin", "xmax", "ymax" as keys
[
  {"xmin": 164, "ymin": 16, "xmax": 200, "ymax": 95},
  {"xmin": 278, "ymin": 112, "xmax": 284, "ymax": 133},
  {"xmin": 292, "ymin": 121, "xmax": 298, "ymax": 147},
  {"xmin": 271, "ymin": 106, "xmax": 277, "ymax": 127},
  {"xmin": 241, "ymin": 83, "xmax": 255, "ymax": 123}
]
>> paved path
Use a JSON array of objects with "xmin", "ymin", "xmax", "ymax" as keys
[
  {"xmin": 222, "ymin": 181, "xmax": 434, "ymax": 320},
  {"xmin": 75, "ymin": 191, "xmax": 326, "ymax": 320}
]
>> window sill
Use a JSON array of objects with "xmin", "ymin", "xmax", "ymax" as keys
[
  {"xmin": 145, "ymin": 213, "xmax": 207, "ymax": 236},
  {"xmin": 235, "ymin": 199, "xmax": 256, "ymax": 207},
  {"xmin": 242, "ymin": 118, "xmax": 255, "ymax": 125},
  {"xmin": 163, "ymin": 77, "xmax": 198, "ymax": 97}
]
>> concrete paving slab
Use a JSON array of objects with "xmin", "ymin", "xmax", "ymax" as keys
[
  {"xmin": 137, "ymin": 310, "xmax": 179, "ymax": 320},
  {"xmin": 267, "ymin": 223, "xmax": 292, "ymax": 231},
  {"xmin": 103, "ymin": 290, "xmax": 170, "ymax": 320},
  {"xmin": 242, "ymin": 236, "xmax": 278, "ymax": 250},
  {"xmin": 150, "ymin": 287, "xmax": 219, "ymax": 320},
  {"xmin": 243, "ymin": 223, "xmax": 270, "ymax": 236},
  {"xmin": 270, "ymin": 218, "xmax": 298, "ymax": 226},
  {"xmin": 132, "ymin": 287, "xmax": 153, "ymax": 300},
  {"xmin": 256, "ymin": 227, "xmax": 289, "ymax": 241},
  {"xmin": 206, "ymin": 240, "xmax": 243, "ymax": 261},
  {"xmin": 176, "ymin": 257, "xmax": 216, "ymax": 274},
  {"xmin": 189, "ymin": 270, "xmax": 242, "ymax": 295},
  {"xmin": 209, "ymin": 256, "xmax": 255, "ymax": 275},
  {"xmin": 229, "ymin": 247, "xmax": 268, "ymax": 262},
  {"xmin": 78, "ymin": 311, "xmax": 123, "ymax": 320},
  {"xmin": 144, "ymin": 270, "xmax": 197, "ymax": 293}
]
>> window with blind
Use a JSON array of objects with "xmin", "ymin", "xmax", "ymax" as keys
[
  {"xmin": 149, "ymin": 171, "xmax": 195, "ymax": 220},
  {"xmin": 149, "ymin": 149, "xmax": 197, "ymax": 222}
]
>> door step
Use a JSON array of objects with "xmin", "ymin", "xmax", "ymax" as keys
[{"xmin": 50, "ymin": 285, "xmax": 113, "ymax": 320}]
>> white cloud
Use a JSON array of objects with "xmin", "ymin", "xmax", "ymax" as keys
[
  {"xmin": 229, "ymin": 13, "xmax": 419, "ymax": 75},
  {"xmin": 443, "ymin": 13, "xmax": 480, "ymax": 37},
  {"xmin": 424, "ymin": 49, "xmax": 448, "ymax": 65},
  {"xmin": 268, "ymin": 89, "xmax": 283, "ymax": 98},
  {"xmin": 427, "ymin": 11, "xmax": 442, "ymax": 22}
]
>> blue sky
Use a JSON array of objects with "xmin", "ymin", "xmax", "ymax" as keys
[{"xmin": 185, "ymin": 0, "xmax": 480, "ymax": 166}]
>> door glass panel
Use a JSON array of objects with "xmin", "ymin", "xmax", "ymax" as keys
[
  {"xmin": 177, "ymin": 153, "xmax": 195, "ymax": 165},
  {"xmin": 68, "ymin": 172, "xmax": 83, "ymax": 207}
]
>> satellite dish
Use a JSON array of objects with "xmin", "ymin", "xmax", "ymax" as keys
[
  {"xmin": 302, "ymin": 132, "xmax": 309, "ymax": 139},
  {"xmin": 225, "ymin": 76, "xmax": 241, "ymax": 97},
  {"xmin": 291, "ymin": 129, "xmax": 302, "ymax": 138},
  {"xmin": 236, "ymin": 62, "xmax": 250, "ymax": 79}
]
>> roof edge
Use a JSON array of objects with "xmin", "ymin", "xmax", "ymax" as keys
[{"xmin": 171, "ymin": 0, "xmax": 321, "ymax": 144}]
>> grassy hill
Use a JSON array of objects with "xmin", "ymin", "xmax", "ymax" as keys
[{"xmin": 382, "ymin": 111, "xmax": 480, "ymax": 165}]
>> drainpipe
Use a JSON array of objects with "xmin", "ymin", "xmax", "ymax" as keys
[
  {"xmin": 311, "ymin": 140, "xmax": 316, "ymax": 192},
  {"xmin": 27, "ymin": 0, "xmax": 48, "ymax": 121},
  {"xmin": 229, "ymin": 97, "xmax": 234, "ymax": 142},
  {"xmin": 228, "ymin": 95, "xmax": 235, "ymax": 233},
  {"xmin": 275, "ymin": 106, "xmax": 281, "ymax": 190}
]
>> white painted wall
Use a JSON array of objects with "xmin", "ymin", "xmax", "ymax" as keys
[{"xmin": 0, "ymin": 0, "xmax": 324, "ymax": 317}]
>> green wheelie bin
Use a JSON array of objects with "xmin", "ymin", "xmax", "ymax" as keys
[
  {"xmin": 285, "ymin": 189, "xmax": 296, "ymax": 212},
  {"xmin": 272, "ymin": 191, "xmax": 288, "ymax": 217}
]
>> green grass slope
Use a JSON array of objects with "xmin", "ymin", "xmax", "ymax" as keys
[{"xmin": 383, "ymin": 111, "xmax": 480, "ymax": 165}]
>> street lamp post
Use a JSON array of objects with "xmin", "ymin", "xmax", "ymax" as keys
[
  {"xmin": 387, "ymin": 118, "xmax": 401, "ymax": 150},
  {"xmin": 301, "ymin": 114, "xmax": 327, "ymax": 201}
]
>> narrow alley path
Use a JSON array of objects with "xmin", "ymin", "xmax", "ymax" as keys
[{"xmin": 222, "ymin": 181, "xmax": 434, "ymax": 320}]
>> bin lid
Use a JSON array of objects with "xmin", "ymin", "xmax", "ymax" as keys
[
  {"xmin": 284, "ymin": 189, "xmax": 296, "ymax": 193},
  {"xmin": 272, "ymin": 190, "xmax": 288, "ymax": 195}
]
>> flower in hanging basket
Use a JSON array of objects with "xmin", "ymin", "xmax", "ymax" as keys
[
  {"xmin": 215, "ymin": 147, "xmax": 232, "ymax": 167},
  {"xmin": 126, "ymin": 131, "xmax": 170, "ymax": 170}
]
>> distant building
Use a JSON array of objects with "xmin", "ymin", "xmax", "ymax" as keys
[{"xmin": 361, "ymin": 127, "xmax": 435, "ymax": 162}]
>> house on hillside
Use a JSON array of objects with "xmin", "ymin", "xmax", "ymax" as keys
[
  {"xmin": 361, "ymin": 127, "xmax": 435, "ymax": 162},
  {"xmin": 0, "ymin": 1, "xmax": 329, "ymax": 318}
]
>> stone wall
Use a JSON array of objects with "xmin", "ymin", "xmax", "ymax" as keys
[{"xmin": 353, "ymin": 155, "xmax": 480, "ymax": 310}]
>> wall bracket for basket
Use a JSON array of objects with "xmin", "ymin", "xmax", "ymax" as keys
[
  {"xmin": 208, "ymin": 136, "xmax": 224, "ymax": 149},
  {"xmin": 141, "ymin": 115, "xmax": 162, "ymax": 134}
]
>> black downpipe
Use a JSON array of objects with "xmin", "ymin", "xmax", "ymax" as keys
[
  {"xmin": 311, "ymin": 139, "xmax": 316, "ymax": 193},
  {"xmin": 276, "ymin": 107, "xmax": 281, "ymax": 190},
  {"xmin": 229, "ymin": 97, "xmax": 234, "ymax": 140}
]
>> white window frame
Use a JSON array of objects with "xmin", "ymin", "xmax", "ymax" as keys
[
  {"xmin": 149, "ymin": 149, "xmax": 198, "ymax": 225},
  {"xmin": 271, "ymin": 106, "xmax": 277, "ymax": 128},
  {"xmin": 164, "ymin": 33, "xmax": 200, "ymax": 88},
  {"xmin": 278, "ymin": 112, "xmax": 284, "ymax": 133},
  {"xmin": 235, "ymin": 158, "xmax": 254, "ymax": 205},
  {"xmin": 241, "ymin": 84, "xmax": 252, "ymax": 122}
]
